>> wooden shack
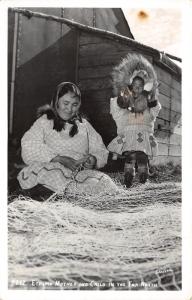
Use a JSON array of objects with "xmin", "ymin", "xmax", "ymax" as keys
[{"xmin": 8, "ymin": 8, "xmax": 181, "ymax": 165}]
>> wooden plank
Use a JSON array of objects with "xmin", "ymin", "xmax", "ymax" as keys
[
  {"xmin": 171, "ymin": 98, "xmax": 181, "ymax": 113},
  {"xmin": 80, "ymin": 43, "xmax": 153, "ymax": 65},
  {"xmin": 170, "ymin": 122, "xmax": 181, "ymax": 135},
  {"xmin": 169, "ymin": 133, "xmax": 181, "ymax": 145},
  {"xmin": 155, "ymin": 58, "xmax": 181, "ymax": 80},
  {"xmin": 156, "ymin": 136, "xmax": 169, "ymax": 145},
  {"xmin": 170, "ymin": 110, "xmax": 181, "ymax": 124},
  {"xmin": 156, "ymin": 87, "xmax": 181, "ymax": 115},
  {"xmin": 79, "ymin": 52, "xmax": 152, "ymax": 69},
  {"xmin": 79, "ymin": 65, "xmax": 113, "ymax": 80},
  {"xmin": 79, "ymin": 42, "xmax": 129, "ymax": 57},
  {"xmin": 171, "ymin": 99, "xmax": 181, "ymax": 113},
  {"xmin": 80, "ymin": 73, "xmax": 172, "ymax": 93},
  {"xmin": 169, "ymin": 144, "xmax": 181, "ymax": 156},
  {"xmin": 152, "ymin": 155, "xmax": 181, "ymax": 165},
  {"xmin": 80, "ymin": 32, "xmax": 154, "ymax": 62},
  {"xmin": 79, "ymin": 53, "xmax": 124, "ymax": 68},
  {"xmin": 171, "ymin": 87, "xmax": 181, "ymax": 100},
  {"xmin": 79, "ymin": 77, "xmax": 112, "ymax": 91},
  {"xmin": 80, "ymin": 33, "xmax": 105, "ymax": 45},
  {"xmin": 158, "ymin": 106, "xmax": 170, "ymax": 121},
  {"xmin": 155, "ymin": 130, "xmax": 169, "ymax": 144},
  {"xmin": 75, "ymin": 30, "xmax": 80, "ymax": 83},
  {"xmin": 158, "ymin": 142, "xmax": 169, "ymax": 156},
  {"xmin": 82, "ymin": 88, "xmax": 112, "ymax": 102},
  {"xmin": 159, "ymin": 93, "xmax": 171, "ymax": 109},
  {"xmin": 172, "ymin": 78, "xmax": 181, "ymax": 92},
  {"xmin": 155, "ymin": 117, "xmax": 170, "ymax": 131},
  {"xmin": 158, "ymin": 80, "xmax": 171, "ymax": 97},
  {"xmin": 170, "ymin": 118, "xmax": 181, "ymax": 127},
  {"xmin": 155, "ymin": 129, "xmax": 181, "ymax": 146},
  {"xmin": 79, "ymin": 49, "xmax": 153, "ymax": 68},
  {"xmin": 171, "ymin": 88, "xmax": 181, "ymax": 113},
  {"xmin": 154, "ymin": 65, "xmax": 172, "ymax": 86}
]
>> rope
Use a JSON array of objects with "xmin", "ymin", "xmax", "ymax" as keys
[{"xmin": 8, "ymin": 180, "xmax": 181, "ymax": 290}]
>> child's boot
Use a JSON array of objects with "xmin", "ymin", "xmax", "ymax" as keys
[
  {"xmin": 124, "ymin": 152, "xmax": 136, "ymax": 188},
  {"xmin": 124, "ymin": 167, "xmax": 135, "ymax": 187},
  {"xmin": 136, "ymin": 152, "xmax": 149, "ymax": 184}
]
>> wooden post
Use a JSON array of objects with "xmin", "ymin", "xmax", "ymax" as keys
[
  {"xmin": 168, "ymin": 76, "xmax": 173, "ymax": 156},
  {"xmin": 9, "ymin": 12, "xmax": 19, "ymax": 135},
  {"xmin": 93, "ymin": 8, "xmax": 96, "ymax": 27},
  {"xmin": 75, "ymin": 30, "xmax": 80, "ymax": 85}
]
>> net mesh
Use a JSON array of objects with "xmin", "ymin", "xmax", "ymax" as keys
[{"xmin": 8, "ymin": 175, "xmax": 181, "ymax": 290}]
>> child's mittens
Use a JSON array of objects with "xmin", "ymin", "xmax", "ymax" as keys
[
  {"xmin": 117, "ymin": 88, "xmax": 133, "ymax": 109},
  {"xmin": 134, "ymin": 94, "xmax": 148, "ymax": 113},
  {"xmin": 117, "ymin": 95, "xmax": 130, "ymax": 109},
  {"xmin": 147, "ymin": 89, "xmax": 158, "ymax": 108}
]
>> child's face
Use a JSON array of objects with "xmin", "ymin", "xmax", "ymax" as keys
[{"xmin": 132, "ymin": 78, "xmax": 144, "ymax": 97}]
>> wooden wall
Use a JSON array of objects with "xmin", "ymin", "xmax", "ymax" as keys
[
  {"xmin": 9, "ymin": 10, "xmax": 79, "ymax": 137},
  {"xmin": 78, "ymin": 32, "xmax": 181, "ymax": 164},
  {"xmin": 9, "ymin": 9, "xmax": 133, "ymax": 138},
  {"xmin": 153, "ymin": 65, "xmax": 181, "ymax": 164},
  {"xmin": 9, "ymin": 10, "xmax": 181, "ymax": 165}
]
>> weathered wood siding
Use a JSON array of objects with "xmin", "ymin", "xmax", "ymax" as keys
[
  {"xmin": 9, "ymin": 9, "xmax": 181, "ymax": 164},
  {"xmin": 9, "ymin": 10, "xmax": 79, "ymax": 137},
  {"xmin": 9, "ymin": 8, "xmax": 133, "ymax": 138},
  {"xmin": 153, "ymin": 66, "xmax": 181, "ymax": 164},
  {"xmin": 8, "ymin": 10, "xmax": 15, "ymax": 130},
  {"xmin": 78, "ymin": 32, "xmax": 181, "ymax": 164}
]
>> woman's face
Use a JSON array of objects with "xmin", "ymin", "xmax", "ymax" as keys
[{"xmin": 56, "ymin": 91, "xmax": 81, "ymax": 120}]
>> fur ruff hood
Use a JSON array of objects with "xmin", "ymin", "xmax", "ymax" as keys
[
  {"xmin": 111, "ymin": 53, "xmax": 159, "ymax": 96},
  {"xmin": 37, "ymin": 104, "xmax": 57, "ymax": 120}
]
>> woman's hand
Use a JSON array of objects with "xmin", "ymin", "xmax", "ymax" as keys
[
  {"xmin": 83, "ymin": 154, "xmax": 97, "ymax": 169},
  {"xmin": 51, "ymin": 155, "xmax": 88, "ymax": 171},
  {"xmin": 51, "ymin": 155, "xmax": 97, "ymax": 171}
]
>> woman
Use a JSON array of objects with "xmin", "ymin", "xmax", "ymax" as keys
[{"xmin": 17, "ymin": 82, "xmax": 118, "ymax": 195}]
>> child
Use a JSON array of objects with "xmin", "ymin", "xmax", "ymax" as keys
[{"xmin": 108, "ymin": 54, "xmax": 161, "ymax": 187}]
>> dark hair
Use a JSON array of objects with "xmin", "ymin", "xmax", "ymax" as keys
[
  {"xmin": 52, "ymin": 82, "xmax": 81, "ymax": 109},
  {"xmin": 131, "ymin": 76, "xmax": 144, "ymax": 86}
]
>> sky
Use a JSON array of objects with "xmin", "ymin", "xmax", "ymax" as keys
[{"xmin": 123, "ymin": 8, "xmax": 182, "ymax": 58}]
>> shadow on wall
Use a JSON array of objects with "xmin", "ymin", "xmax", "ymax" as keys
[
  {"xmin": 10, "ymin": 28, "xmax": 181, "ymax": 148},
  {"xmin": 12, "ymin": 29, "xmax": 78, "ymax": 139},
  {"xmin": 11, "ymin": 31, "xmax": 118, "ymax": 145}
]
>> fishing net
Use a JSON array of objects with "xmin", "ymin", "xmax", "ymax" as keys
[{"xmin": 8, "ymin": 177, "xmax": 181, "ymax": 291}]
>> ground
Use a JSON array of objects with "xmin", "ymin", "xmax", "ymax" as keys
[
  {"xmin": 8, "ymin": 138, "xmax": 181, "ymax": 197},
  {"xmin": 8, "ymin": 142, "xmax": 181, "ymax": 290}
]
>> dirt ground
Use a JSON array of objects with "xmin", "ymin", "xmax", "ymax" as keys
[
  {"xmin": 8, "ymin": 142, "xmax": 181, "ymax": 290},
  {"xmin": 8, "ymin": 139, "xmax": 181, "ymax": 201}
]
